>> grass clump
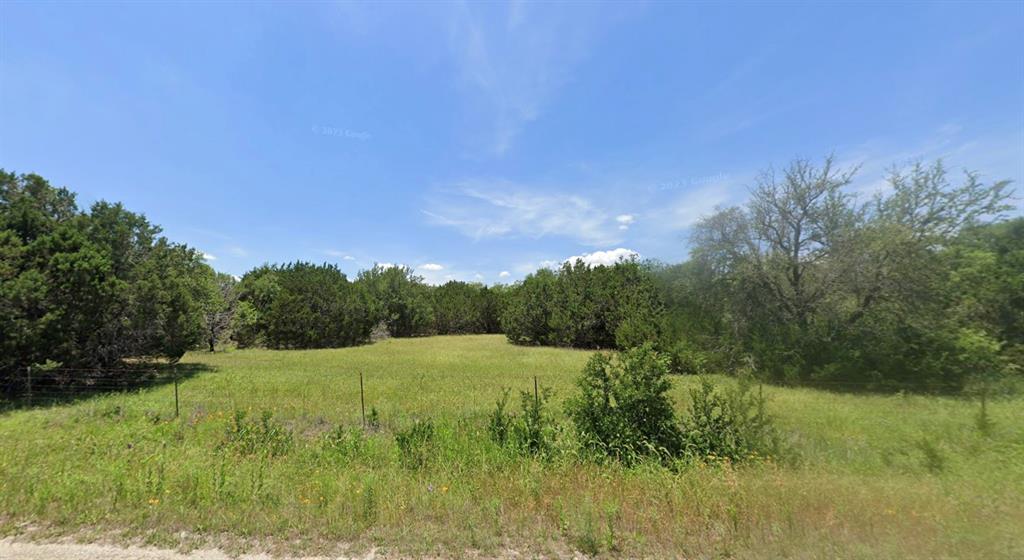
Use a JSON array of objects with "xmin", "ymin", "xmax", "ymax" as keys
[
  {"xmin": 395, "ymin": 418, "xmax": 435, "ymax": 469},
  {"xmin": 221, "ymin": 409, "xmax": 293, "ymax": 457}
]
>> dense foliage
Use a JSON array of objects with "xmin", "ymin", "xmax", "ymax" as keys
[
  {"xmin": 566, "ymin": 345, "xmax": 777, "ymax": 464},
  {"xmin": 1, "ymin": 170, "xmax": 215, "ymax": 385},
  {"xmin": 356, "ymin": 265, "xmax": 435, "ymax": 338},
  {"xmin": 234, "ymin": 262, "xmax": 373, "ymax": 349},
  {"xmin": 566, "ymin": 345, "xmax": 681, "ymax": 462},
  {"xmin": 659, "ymin": 157, "xmax": 1019, "ymax": 391},
  {"xmin": 432, "ymin": 281, "xmax": 505, "ymax": 335},
  {"xmin": 502, "ymin": 259, "xmax": 663, "ymax": 349}
]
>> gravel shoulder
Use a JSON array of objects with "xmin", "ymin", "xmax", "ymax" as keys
[{"xmin": 0, "ymin": 539, "xmax": 377, "ymax": 560}]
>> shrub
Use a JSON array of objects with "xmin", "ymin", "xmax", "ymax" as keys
[
  {"xmin": 488, "ymin": 384, "xmax": 556, "ymax": 456},
  {"xmin": 665, "ymin": 339, "xmax": 710, "ymax": 375},
  {"xmin": 513, "ymin": 385, "xmax": 555, "ymax": 455},
  {"xmin": 679, "ymin": 377, "xmax": 776, "ymax": 461},
  {"xmin": 395, "ymin": 419, "xmax": 435, "ymax": 469},
  {"xmin": 487, "ymin": 389, "xmax": 513, "ymax": 446},
  {"xmin": 222, "ymin": 410, "xmax": 293, "ymax": 457},
  {"xmin": 566, "ymin": 344, "xmax": 681, "ymax": 463}
]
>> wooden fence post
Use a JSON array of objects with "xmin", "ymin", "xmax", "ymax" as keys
[{"xmin": 360, "ymin": 372, "xmax": 366, "ymax": 428}]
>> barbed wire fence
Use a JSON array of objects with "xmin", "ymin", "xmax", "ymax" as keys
[{"xmin": 1, "ymin": 365, "xmax": 997, "ymax": 428}]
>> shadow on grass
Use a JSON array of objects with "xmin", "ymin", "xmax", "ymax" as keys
[{"xmin": 0, "ymin": 362, "xmax": 217, "ymax": 414}]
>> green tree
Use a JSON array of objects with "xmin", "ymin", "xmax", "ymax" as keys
[
  {"xmin": 357, "ymin": 265, "xmax": 435, "ymax": 337},
  {"xmin": 1, "ymin": 170, "xmax": 212, "ymax": 385}
]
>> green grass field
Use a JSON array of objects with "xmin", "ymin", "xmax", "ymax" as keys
[{"xmin": 1, "ymin": 335, "xmax": 1022, "ymax": 558}]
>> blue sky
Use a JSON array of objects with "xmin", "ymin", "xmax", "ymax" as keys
[{"xmin": 2, "ymin": 1, "xmax": 1022, "ymax": 283}]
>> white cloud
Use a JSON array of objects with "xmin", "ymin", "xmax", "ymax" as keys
[
  {"xmin": 324, "ymin": 249, "xmax": 356, "ymax": 260},
  {"xmin": 425, "ymin": 180, "xmax": 622, "ymax": 246},
  {"xmin": 498, "ymin": 270, "xmax": 511, "ymax": 278},
  {"xmin": 616, "ymin": 213, "xmax": 635, "ymax": 231},
  {"xmin": 420, "ymin": 263, "xmax": 444, "ymax": 271},
  {"xmin": 564, "ymin": 248, "xmax": 639, "ymax": 267},
  {"xmin": 202, "ymin": 253, "xmax": 217, "ymax": 261}
]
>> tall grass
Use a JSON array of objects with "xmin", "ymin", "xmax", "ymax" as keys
[{"xmin": 0, "ymin": 335, "xmax": 1021, "ymax": 558}]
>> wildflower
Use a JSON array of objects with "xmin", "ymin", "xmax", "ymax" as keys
[
  {"xmin": 441, "ymin": 485, "xmax": 449, "ymax": 494},
  {"xmin": 147, "ymin": 498, "xmax": 160, "ymax": 505}
]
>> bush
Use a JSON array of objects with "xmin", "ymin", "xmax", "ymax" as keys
[
  {"xmin": 665, "ymin": 339, "xmax": 710, "ymax": 375},
  {"xmin": 566, "ymin": 344, "xmax": 680, "ymax": 463},
  {"xmin": 679, "ymin": 377, "xmax": 776, "ymax": 462}
]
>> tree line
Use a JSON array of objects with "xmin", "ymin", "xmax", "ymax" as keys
[
  {"xmin": 2, "ymin": 156, "xmax": 1020, "ymax": 393},
  {"xmin": 655, "ymin": 157, "xmax": 1021, "ymax": 391}
]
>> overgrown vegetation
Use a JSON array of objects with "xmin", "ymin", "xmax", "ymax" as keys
[
  {"xmin": 487, "ymin": 384, "xmax": 556, "ymax": 456},
  {"xmin": 1, "ymin": 336, "xmax": 1021, "ymax": 558},
  {"xmin": 656, "ymin": 157, "xmax": 1020, "ymax": 391},
  {"xmin": 566, "ymin": 345, "xmax": 777, "ymax": 465},
  {"xmin": 566, "ymin": 345, "xmax": 680, "ymax": 463}
]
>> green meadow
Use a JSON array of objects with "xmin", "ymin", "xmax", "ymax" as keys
[{"xmin": 1, "ymin": 335, "xmax": 1022, "ymax": 558}]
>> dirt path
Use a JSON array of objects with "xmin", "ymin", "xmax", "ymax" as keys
[{"xmin": 0, "ymin": 539, "xmax": 378, "ymax": 560}]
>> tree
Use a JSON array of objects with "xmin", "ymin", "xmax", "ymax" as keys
[
  {"xmin": 1, "ymin": 170, "xmax": 213, "ymax": 386},
  {"xmin": 203, "ymin": 272, "xmax": 238, "ymax": 352},
  {"xmin": 688, "ymin": 157, "xmax": 1014, "ymax": 389},
  {"xmin": 236, "ymin": 262, "xmax": 373, "ymax": 349},
  {"xmin": 356, "ymin": 265, "xmax": 434, "ymax": 337},
  {"xmin": 501, "ymin": 260, "xmax": 663, "ymax": 349}
]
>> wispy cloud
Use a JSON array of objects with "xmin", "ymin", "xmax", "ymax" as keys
[
  {"xmin": 324, "ymin": 249, "xmax": 357, "ymax": 261},
  {"xmin": 202, "ymin": 252, "xmax": 217, "ymax": 261},
  {"xmin": 447, "ymin": 4, "xmax": 626, "ymax": 155},
  {"xmin": 425, "ymin": 179, "xmax": 623, "ymax": 246},
  {"xmin": 419, "ymin": 263, "xmax": 444, "ymax": 271}
]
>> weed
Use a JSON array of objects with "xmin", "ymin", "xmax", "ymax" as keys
[
  {"xmin": 487, "ymin": 388, "xmax": 513, "ymax": 445},
  {"xmin": 395, "ymin": 419, "xmax": 435, "ymax": 469},
  {"xmin": 917, "ymin": 437, "xmax": 946, "ymax": 474},
  {"xmin": 222, "ymin": 409, "xmax": 293, "ymax": 457},
  {"xmin": 680, "ymin": 376, "xmax": 777, "ymax": 462},
  {"xmin": 321, "ymin": 425, "xmax": 366, "ymax": 461}
]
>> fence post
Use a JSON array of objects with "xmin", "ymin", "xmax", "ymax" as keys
[
  {"xmin": 26, "ymin": 366, "xmax": 32, "ymax": 408},
  {"xmin": 174, "ymin": 370, "xmax": 180, "ymax": 418},
  {"xmin": 534, "ymin": 375, "xmax": 539, "ymax": 408},
  {"xmin": 360, "ymin": 372, "xmax": 366, "ymax": 428}
]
